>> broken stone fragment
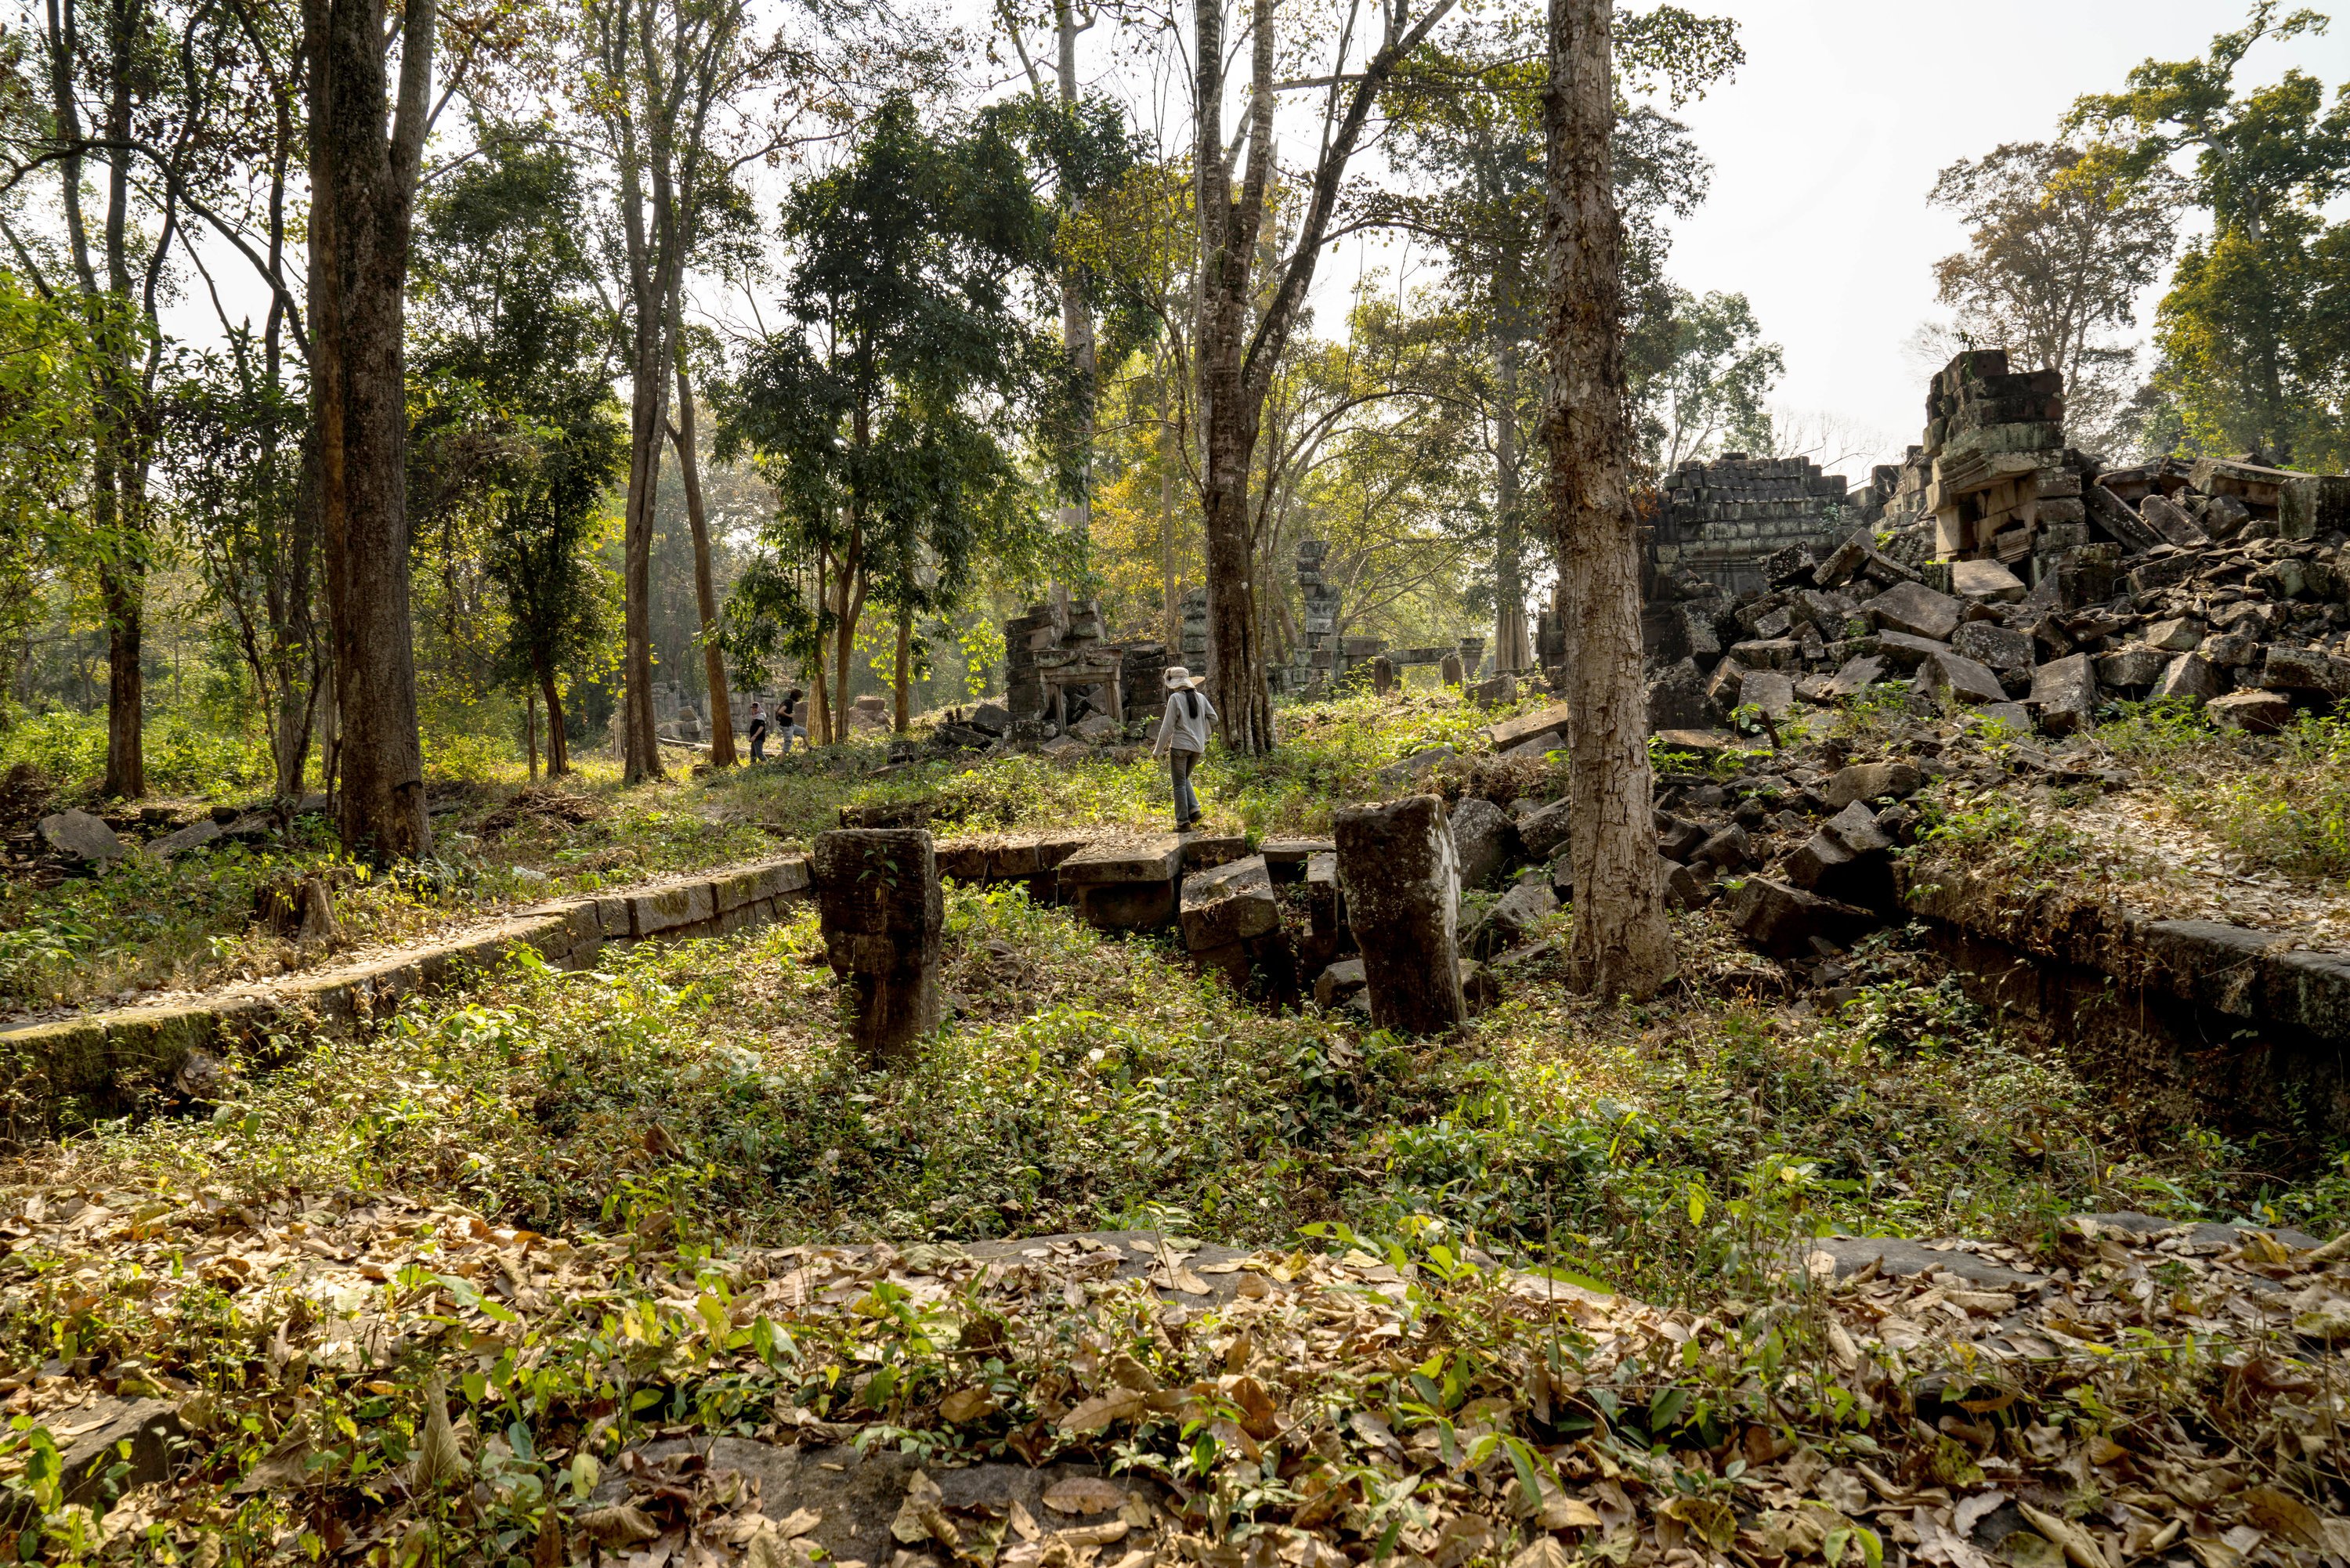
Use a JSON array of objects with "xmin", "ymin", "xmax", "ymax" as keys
[
  {"xmin": 1314, "ymin": 957, "xmax": 1367, "ymax": 1010},
  {"xmin": 1914, "ymin": 649, "xmax": 2008, "ymax": 706},
  {"xmin": 2208, "ymin": 688, "xmax": 2294, "ymax": 733},
  {"xmin": 1950, "ymin": 620, "xmax": 2034, "ymax": 673},
  {"xmin": 2094, "ymin": 645, "xmax": 2170, "ymax": 690},
  {"xmin": 1662, "ymin": 858, "xmax": 1709, "ymax": 912},
  {"xmin": 146, "ymin": 818, "xmax": 224, "ymax": 862},
  {"xmin": 1820, "ymin": 761, "xmax": 1922, "ymax": 810},
  {"xmin": 2152, "ymin": 652, "xmax": 2222, "ymax": 703},
  {"xmin": 1334, "ymin": 796, "xmax": 1466, "ymax": 1035},
  {"xmin": 1447, "ymin": 797, "xmax": 1518, "ymax": 891},
  {"xmin": 1810, "ymin": 530, "xmax": 1872, "ymax": 590},
  {"xmin": 1703, "ymin": 657, "xmax": 1750, "ymax": 714},
  {"xmin": 2139, "ymin": 493, "xmax": 2211, "ymax": 548},
  {"xmin": 1654, "ymin": 813, "xmax": 1708, "ymax": 863},
  {"xmin": 1693, "ymin": 822, "xmax": 1752, "ymax": 873},
  {"xmin": 38, "ymin": 807, "xmax": 124, "ymax": 864},
  {"xmin": 1976, "ymin": 700, "xmax": 2034, "ymax": 733},
  {"xmin": 2140, "ymin": 616, "xmax": 2207, "ymax": 652},
  {"xmin": 1259, "ymin": 836, "xmax": 1333, "ymax": 883},
  {"xmin": 1517, "ymin": 797, "xmax": 1574, "ymax": 862},
  {"xmin": 1724, "ymin": 877, "xmax": 1878, "ymax": 959},
  {"xmin": 1820, "ymin": 654, "xmax": 1888, "ymax": 703},
  {"xmin": 1862, "ymin": 580, "xmax": 1964, "ymax": 642},
  {"xmin": 2028, "ymin": 653, "xmax": 2099, "ymax": 735},
  {"xmin": 2199, "ymin": 631, "xmax": 2261, "ymax": 668},
  {"xmin": 1487, "ymin": 701, "xmax": 1574, "ymax": 751},
  {"xmin": 1870, "ymin": 630, "xmax": 1953, "ymax": 671},
  {"xmin": 1179, "ymin": 855, "xmax": 1279, "ymax": 952},
  {"xmin": 2259, "ymin": 645, "xmax": 2350, "ymax": 696},
  {"xmin": 1739, "ymin": 670, "xmax": 1796, "ymax": 717},
  {"xmin": 1950, "ymin": 558, "xmax": 2026, "ymax": 602},
  {"xmin": 1727, "ymin": 637, "xmax": 1804, "ymax": 671},
  {"xmin": 1467, "ymin": 875, "xmax": 1558, "ymax": 960}
]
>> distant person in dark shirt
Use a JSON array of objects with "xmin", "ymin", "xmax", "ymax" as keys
[{"xmin": 747, "ymin": 699, "xmax": 768, "ymax": 762}]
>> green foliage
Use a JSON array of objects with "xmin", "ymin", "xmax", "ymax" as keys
[
  {"xmin": 717, "ymin": 97, "xmax": 1073, "ymax": 712},
  {"xmin": 410, "ymin": 131, "xmax": 624, "ymax": 756},
  {"xmin": 2069, "ymin": 3, "xmax": 2350, "ymax": 464}
]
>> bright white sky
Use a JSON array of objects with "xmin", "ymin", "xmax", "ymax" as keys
[{"xmin": 1642, "ymin": 0, "xmax": 2350, "ymax": 478}]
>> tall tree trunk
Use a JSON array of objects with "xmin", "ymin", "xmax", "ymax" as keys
[
  {"xmin": 307, "ymin": 0, "xmax": 433, "ymax": 862},
  {"xmin": 1543, "ymin": 0, "xmax": 1672, "ymax": 999},
  {"xmin": 892, "ymin": 609, "xmax": 911, "ymax": 733},
  {"xmin": 1493, "ymin": 334, "xmax": 1531, "ymax": 673},
  {"xmin": 539, "ymin": 666, "xmax": 569, "ymax": 776},
  {"xmin": 1192, "ymin": 0, "xmax": 1278, "ymax": 756},
  {"xmin": 1191, "ymin": 0, "xmax": 1455, "ymax": 754},
  {"xmin": 99, "ymin": 557, "xmax": 142, "ymax": 798},
  {"xmin": 1159, "ymin": 400, "xmax": 1179, "ymax": 650},
  {"xmin": 525, "ymin": 687, "xmax": 538, "ymax": 780},
  {"xmin": 668, "ymin": 348, "xmax": 736, "ymax": 766},
  {"xmin": 619, "ymin": 294, "xmax": 669, "ymax": 783},
  {"xmin": 1052, "ymin": 0, "xmax": 1098, "ymax": 591}
]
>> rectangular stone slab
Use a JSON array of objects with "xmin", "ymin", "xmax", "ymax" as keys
[
  {"xmin": 1488, "ymin": 702, "xmax": 1574, "ymax": 751},
  {"xmin": 1058, "ymin": 835, "xmax": 1184, "ymax": 886}
]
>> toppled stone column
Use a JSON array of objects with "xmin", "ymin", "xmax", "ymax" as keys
[
  {"xmin": 1333, "ymin": 796, "xmax": 1465, "ymax": 1034},
  {"xmin": 813, "ymin": 829, "xmax": 943, "ymax": 1063}
]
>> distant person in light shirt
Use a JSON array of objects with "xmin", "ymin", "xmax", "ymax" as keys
[{"xmin": 1151, "ymin": 666, "xmax": 1217, "ymax": 832}]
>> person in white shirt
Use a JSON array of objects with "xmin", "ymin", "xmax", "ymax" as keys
[{"xmin": 1151, "ymin": 666, "xmax": 1218, "ymax": 831}]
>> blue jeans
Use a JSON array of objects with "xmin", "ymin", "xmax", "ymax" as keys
[{"xmin": 1170, "ymin": 749, "xmax": 1200, "ymax": 826}]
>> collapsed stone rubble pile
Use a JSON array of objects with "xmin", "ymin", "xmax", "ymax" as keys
[{"xmin": 1648, "ymin": 356, "xmax": 2350, "ymax": 747}]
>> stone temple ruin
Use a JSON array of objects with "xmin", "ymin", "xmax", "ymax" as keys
[
  {"xmin": 1651, "ymin": 453, "xmax": 1876, "ymax": 594},
  {"xmin": 1004, "ymin": 544, "xmax": 1491, "ymax": 739}
]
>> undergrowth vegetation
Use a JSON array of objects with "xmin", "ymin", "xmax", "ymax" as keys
[
  {"xmin": 33, "ymin": 886, "xmax": 2346, "ymax": 1308},
  {"xmin": 0, "ymin": 690, "xmax": 1542, "ymax": 1017},
  {"xmin": 2099, "ymin": 699, "xmax": 2350, "ymax": 878}
]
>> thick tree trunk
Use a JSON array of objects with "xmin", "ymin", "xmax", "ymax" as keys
[
  {"xmin": 1493, "ymin": 336, "xmax": 1531, "ymax": 674},
  {"xmin": 1159, "ymin": 404, "xmax": 1179, "ymax": 650},
  {"xmin": 307, "ymin": 0, "xmax": 433, "ymax": 862},
  {"xmin": 1191, "ymin": 0, "xmax": 1452, "ymax": 753},
  {"xmin": 99, "ymin": 544, "xmax": 143, "ymax": 800},
  {"xmin": 619, "ymin": 299, "xmax": 668, "ymax": 783},
  {"xmin": 539, "ymin": 667, "xmax": 569, "ymax": 776},
  {"xmin": 1192, "ymin": 0, "xmax": 1277, "ymax": 756},
  {"xmin": 1543, "ymin": 0, "xmax": 1672, "ymax": 999},
  {"xmin": 525, "ymin": 688, "xmax": 538, "ymax": 780},
  {"xmin": 669, "ymin": 361, "xmax": 736, "ymax": 767}
]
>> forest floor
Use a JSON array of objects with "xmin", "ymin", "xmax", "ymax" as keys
[{"xmin": 4, "ymin": 692, "xmax": 2350, "ymax": 1563}]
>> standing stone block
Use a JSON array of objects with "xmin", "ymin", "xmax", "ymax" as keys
[
  {"xmin": 813, "ymin": 829, "xmax": 943, "ymax": 1062},
  {"xmin": 1439, "ymin": 653, "xmax": 1464, "ymax": 687},
  {"xmin": 1334, "ymin": 797, "xmax": 1465, "ymax": 1035}
]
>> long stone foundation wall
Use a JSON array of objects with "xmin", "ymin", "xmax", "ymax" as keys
[
  {"xmin": 0, "ymin": 856, "xmax": 815, "ymax": 1145},
  {"xmin": 1896, "ymin": 858, "xmax": 2350, "ymax": 1143}
]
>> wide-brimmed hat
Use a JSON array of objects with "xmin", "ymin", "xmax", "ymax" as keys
[{"xmin": 1162, "ymin": 665, "xmax": 1206, "ymax": 691}]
